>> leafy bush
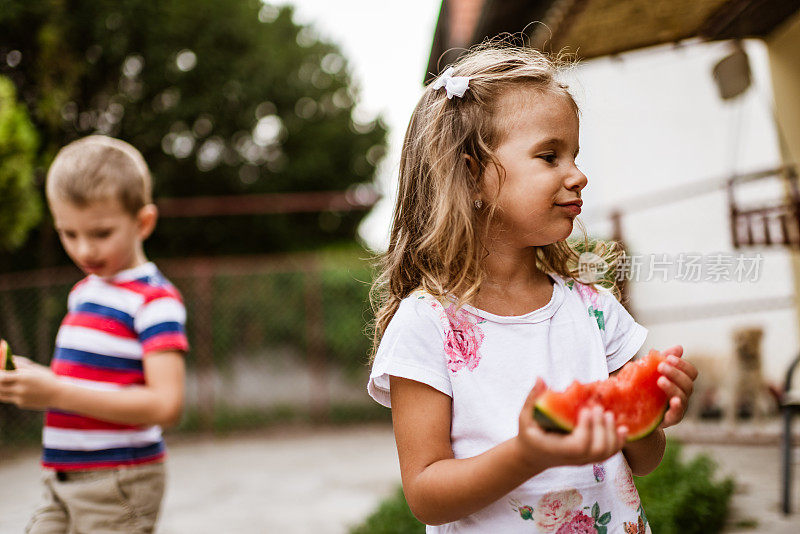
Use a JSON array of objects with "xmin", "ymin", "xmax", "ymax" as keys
[
  {"xmin": 175, "ymin": 402, "xmax": 389, "ymax": 435},
  {"xmin": 350, "ymin": 441, "xmax": 734, "ymax": 534},
  {"xmin": 321, "ymin": 262, "xmax": 373, "ymax": 375},
  {"xmin": 0, "ymin": 76, "xmax": 41, "ymax": 252},
  {"xmin": 350, "ymin": 487, "xmax": 423, "ymax": 534},
  {"xmin": 637, "ymin": 442, "xmax": 734, "ymax": 534}
]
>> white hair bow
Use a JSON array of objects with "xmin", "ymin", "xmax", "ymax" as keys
[{"xmin": 431, "ymin": 67, "xmax": 470, "ymax": 99}]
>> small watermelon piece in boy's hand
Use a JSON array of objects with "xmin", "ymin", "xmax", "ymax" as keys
[
  {"xmin": 1, "ymin": 339, "xmax": 16, "ymax": 371},
  {"xmin": 533, "ymin": 350, "xmax": 669, "ymax": 442}
]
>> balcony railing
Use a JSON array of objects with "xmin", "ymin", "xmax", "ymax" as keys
[{"xmin": 728, "ymin": 165, "xmax": 799, "ymax": 248}]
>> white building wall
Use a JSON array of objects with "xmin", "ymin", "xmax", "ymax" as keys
[{"xmin": 565, "ymin": 39, "xmax": 797, "ymax": 384}]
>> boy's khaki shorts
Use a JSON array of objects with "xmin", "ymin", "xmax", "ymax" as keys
[{"xmin": 26, "ymin": 461, "xmax": 165, "ymax": 534}]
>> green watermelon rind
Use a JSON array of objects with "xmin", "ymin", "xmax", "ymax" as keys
[
  {"xmin": 533, "ymin": 401, "xmax": 669, "ymax": 443},
  {"xmin": 533, "ymin": 405, "xmax": 572, "ymax": 434},
  {"xmin": 625, "ymin": 403, "xmax": 668, "ymax": 442},
  {"xmin": 1, "ymin": 339, "xmax": 15, "ymax": 371}
]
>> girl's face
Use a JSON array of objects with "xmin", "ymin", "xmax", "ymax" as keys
[{"xmin": 480, "ymin": 88, "xmax": 587, "ymax": 248}]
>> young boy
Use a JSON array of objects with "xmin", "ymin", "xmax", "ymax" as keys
[{"xmin": 0, "ymin": 135, "xmax": 188, "ymax": 533}]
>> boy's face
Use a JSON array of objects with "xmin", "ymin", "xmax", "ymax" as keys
[{"xmin": 50, "ymin": 197, "xmax": 155, "ymax": 278}]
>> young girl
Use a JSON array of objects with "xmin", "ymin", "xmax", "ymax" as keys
[{"xmin": 367, "ymin": 45, "xmax": 697, "ymax": 533}]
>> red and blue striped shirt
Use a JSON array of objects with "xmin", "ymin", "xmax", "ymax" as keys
[{"xmin": 43, "ymin": 262, "xmax": 189, "ymax": 470}]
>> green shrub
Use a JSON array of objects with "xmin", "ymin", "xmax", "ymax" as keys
[
  {"xmin": 636, "ymin": 442, "xmax": 734, "ymax": 534},
  {"xmin": 321, "ymin": 264, "xmax": 373, "ymax": 376},
  {"xmin": 176, "ymin": 402, "xmax": 390, "ymax": 435},
  {"xmin": 350, "ymin": 442, "xmax": 734, "ymax": 534},
  {"xmin": 350, "ymin": 487, "xmax": 423, "ymax": 534},
  {"xmin": 0, "ymin": 75, "xmax": 41, "ymax": 252}
]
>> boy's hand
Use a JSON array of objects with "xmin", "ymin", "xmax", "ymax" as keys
[
  {"xmin": 0, "ymin": 365, "xmax": 63, "ymax": 410},
  {"xmin": 515, "ymin": 378, "xmax": 628, "ymax": 471},
  {"xmin": 9, "ymin": 355, "xmax": 50, "ymax": 372},
  {"xmin": 656, "ymin": 345, "xmax": 698, "ymax": 429}
]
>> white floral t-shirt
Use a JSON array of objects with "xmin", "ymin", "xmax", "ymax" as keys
[{"xmin": 368, "ymin": 274, "xmax": 651, "ymax": 534}]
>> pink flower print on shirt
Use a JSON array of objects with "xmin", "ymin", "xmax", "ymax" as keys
[
  {"xmin": 616, "ymin": 460, "xmax": 641, "ymax": 510},
  {"xmin": 533, "ymin": 488, "xmax": 583, "ymax": 532},
  {"xmin": 593, "ymin": 463, "xmax": 606, "ymax": 482},
  {"xmin": 574, "ymin": 282, "xmax": 599, "ymax": 308},
  {"xmin": 575, "ymin": 282, "xmax": 605, "ymax": 331},
  {"xmin": 555, "ymin": 510, "xmax": 595, "ymax": 534},
  {"xmin": 512, "ymin": 493, "xmax": 613, "ymax": 532},
  {"xmin": 442, "ymin": 304, "xmax": 484, "ymax": 373}
]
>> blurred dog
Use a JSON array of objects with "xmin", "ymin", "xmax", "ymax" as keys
[{"xmin": 684, "ymin": 327, "xmax": 778, "ymax": 423}]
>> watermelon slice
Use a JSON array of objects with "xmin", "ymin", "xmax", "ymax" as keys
[
  {"xmin": 1, "ymin": 339, "xmax": 16, "ymax": 371},
  {"xmin": 534, "ymin": 350, "xmax": 668, "ymax": 442}
]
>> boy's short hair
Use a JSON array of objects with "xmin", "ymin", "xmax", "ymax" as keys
[{"xmin": 46, "ymin": 135, "xmax": 152, "ymax": 215}]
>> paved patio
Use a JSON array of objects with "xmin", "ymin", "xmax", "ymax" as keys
[{"xmin": 0, "ymin": 422, "xmax": 797, "ymax": 533}]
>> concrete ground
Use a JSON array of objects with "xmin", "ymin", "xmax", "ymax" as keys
[{"xmin": 0, "ymin": 422, "xmax": 797, "ymax": 533}]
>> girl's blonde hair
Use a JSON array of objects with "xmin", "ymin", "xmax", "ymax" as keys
[{"xmin": 370, "ymin": 43, "xmax": 621, "ymax": 357}]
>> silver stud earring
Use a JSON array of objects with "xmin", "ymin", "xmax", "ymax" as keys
[{"xmin": 474, "ymin": 199, "xmax": 483, "ymax": 209}]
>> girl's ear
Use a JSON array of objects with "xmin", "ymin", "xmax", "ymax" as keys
[
  {"xmin": 463, "ymin": 154, "xmax": 480, "ymax": 179},
  {"xmin": 136, "ymin": 204, "xmax": 159, "ymax": 240}
]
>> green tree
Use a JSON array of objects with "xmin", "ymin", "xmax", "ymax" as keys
[
  {"xmin": 0, "ymin": 0, "xmax": 386, "ymax": 266},
  {"xmin": 0, "ymin": 76, "xmax": 40, "ymax": 251}
]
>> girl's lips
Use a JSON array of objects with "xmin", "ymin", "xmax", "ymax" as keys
[{"xmin": 556, "ymin": 203, "xmax": 582, "ymax": 216}]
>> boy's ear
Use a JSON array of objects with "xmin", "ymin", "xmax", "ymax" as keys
[{"xmin": 137, "ymin": 204, "xmax": 159, "ymax": 240}]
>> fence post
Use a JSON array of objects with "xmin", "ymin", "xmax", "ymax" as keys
[
  {"xmin": 193, "ymin": 260, "xmax": 215, "ymax": 432},
  {"xmin": 304, "ymin": 257, "xmax": 329, "ymax": 422}
]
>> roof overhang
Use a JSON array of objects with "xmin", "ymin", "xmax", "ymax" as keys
[{"xmin": 427, "ymin": 0, "xmax": 800, "ymax": 79}]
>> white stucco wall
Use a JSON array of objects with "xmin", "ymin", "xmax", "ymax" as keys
[{"xmin": 565, "ymin": 39, "xmax": 797, "ymax": 384}]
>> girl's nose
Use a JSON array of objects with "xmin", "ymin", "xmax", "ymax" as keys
[{"xmin": 566, "ymin": 167, "xmax": 588, "ymax": 192}]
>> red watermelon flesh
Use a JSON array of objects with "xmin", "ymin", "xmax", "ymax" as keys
[{"xmin": 533, "ymin": 350, "xmax": 668, "ymax": 441}]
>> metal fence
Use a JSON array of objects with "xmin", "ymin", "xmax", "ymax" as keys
[{"xmin": 0, "ymin": 249, "xmax": 382, "ymax": 446}]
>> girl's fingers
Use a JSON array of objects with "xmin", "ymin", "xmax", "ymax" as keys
[
  {"xmin": 570, "ymin": 408, "xmax": 592, "ymax": 453},
  {"xmin": 658, "ymin": 360, "xmax": 695, "ymax": 396},
  {"xmin": 657, "ymin": 375, "xmax": 689, "ymax": 400},
  {"xmin": 520, "ymin": 377, "xmax": 546, "ymax": 427},
  {"xmin": 666, "ymin": 397, "xmax": 686, "ymax": 423},
  {"xmin": 663, "ymin": 354, "xmax": 698, "ymax": 381},
  {"xmin": 661, "ymin": 397, "xmax": 687, "ymax": 427},
  {"xmin": 672, "ymin": 355, "xmax": 699, "ymax": 381},
  {"xmin": 662, "ymin": 345, "xmax": 683, "ymax": 359},
  {"xmin": 617, "ymin": 425, "xmax": 629, "ymax": 447},
  {"xmin": 602, "ymin": 410, "xmax": 617, "ymax": 455},
  {"xmin": 589, "ymin": 407, "xmax": 608, "ymax": 456},
  {"xmin": 528, "ymin": 377, "xmax": 547, "ymax": 403}
]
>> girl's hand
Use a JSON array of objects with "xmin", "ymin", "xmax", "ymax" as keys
[
  {"xmin": 0, "ymin": 365, "xmax": 63, "ymax": 410},
  {"xmin": 656, "ymin": 345, "xmax": 697, "ymax": 428},
  {"xmin": 516, "ymin": 378, "xmax": 628, "ymax": 470}
]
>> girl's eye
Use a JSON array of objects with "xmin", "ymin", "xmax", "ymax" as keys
[
  {"xmin": 92, "ymin": 230, "xmax": 112, "ymax": 239},
  {"xmin": 539, "ymin": 153, "xmax": 557, "ymax": 164}
]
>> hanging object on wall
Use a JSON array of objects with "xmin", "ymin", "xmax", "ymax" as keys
[{"xmin": 712, "ymin": 40, "xmax": 752, "ymax": 100}]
